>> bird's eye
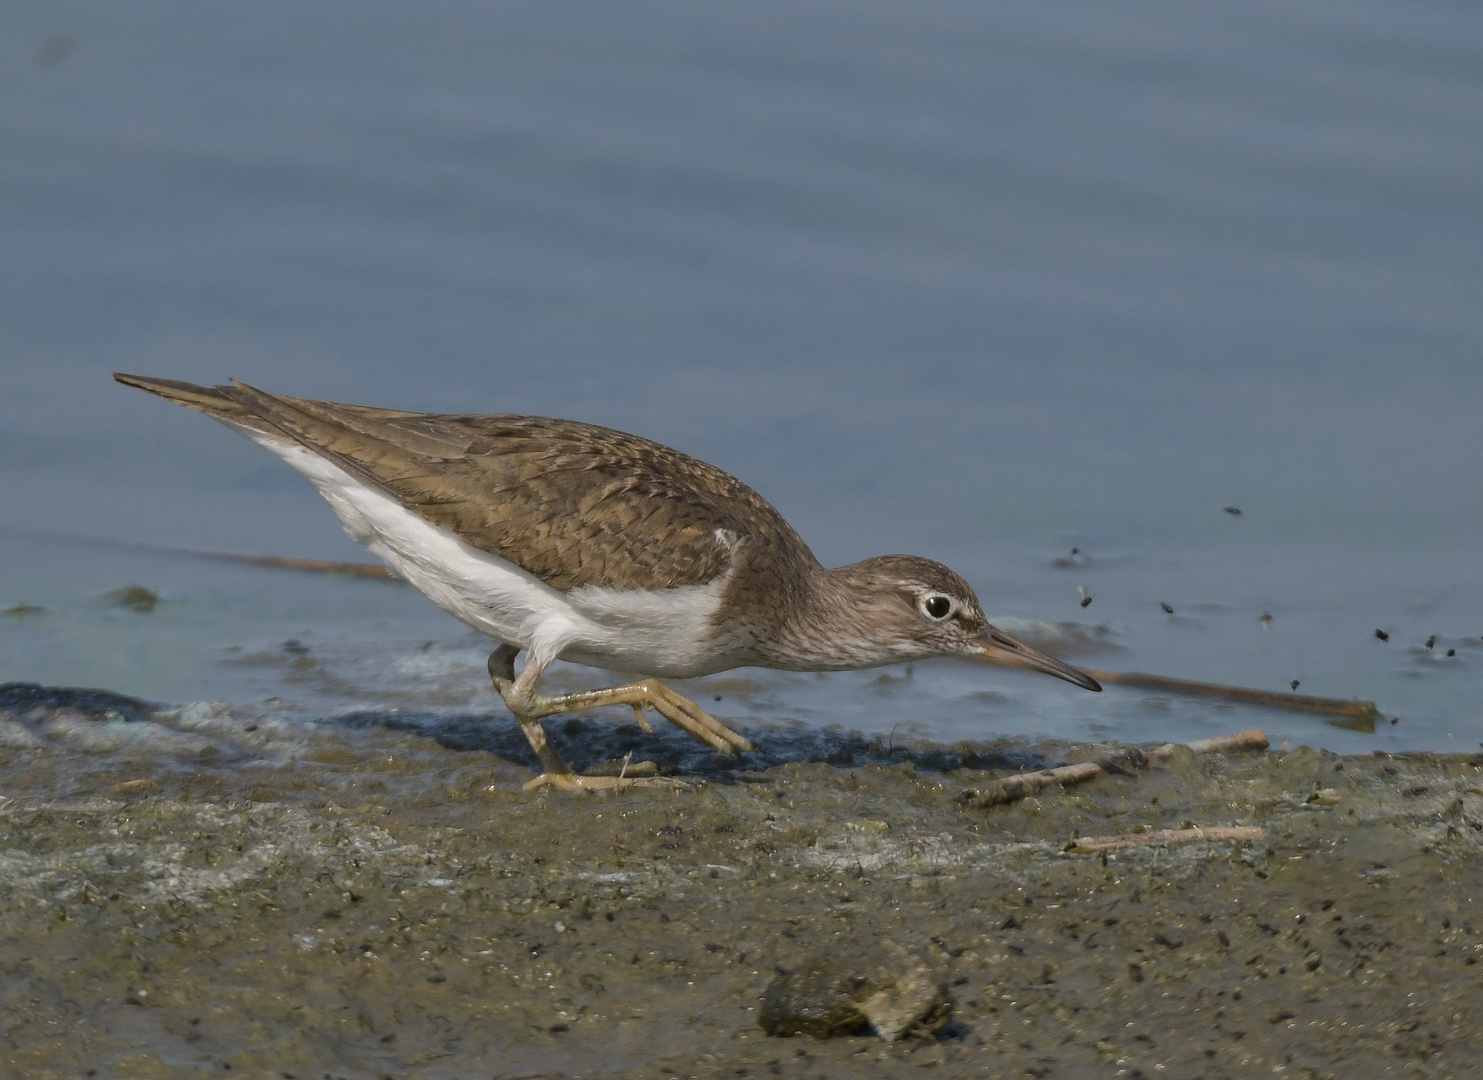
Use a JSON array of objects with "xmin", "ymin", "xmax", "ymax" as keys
[{"xmin": 923, "ymin": 595, "xmax": 952, "ymax": 620}]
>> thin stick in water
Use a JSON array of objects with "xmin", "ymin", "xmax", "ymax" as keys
[
  {"xmin": 184, "ymin": 550, "xmax": 396, "ymax": 580},
  {"xmin": 1084, "ymin": 669, "xmax": 1378, "ymax": 725}
]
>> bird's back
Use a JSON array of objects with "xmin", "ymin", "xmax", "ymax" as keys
[{"xmin": 113, "ymin": 374, "xmax": 818, "ymax": 598}]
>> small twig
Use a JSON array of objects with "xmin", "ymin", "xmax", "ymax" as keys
[
  {"xmin": 959, "ymin": 728, "xmax": 1267, "ymax": 809},
  {"xmin": 959, "ymin": 762, "xmax": 1105, "ymax": 808},
  {"xmin": 886, "ymin": 723, "xmax": 904, "ymax": 755},
  {"xmin": 1148, "ymin": 728, "xmax": 1270, "ymax": 759},
  {"xmin": 1067, "ymin": 825, "xmax": 1264, "ymax": 855},
  {"xmin": 1083, "ymin": 669, "xmax": 1378, "ymax": 725}
]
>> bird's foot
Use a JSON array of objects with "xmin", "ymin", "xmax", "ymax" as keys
[{"xmin": 523, "ymin": 769, "xmax": 695, "ymax": 793}]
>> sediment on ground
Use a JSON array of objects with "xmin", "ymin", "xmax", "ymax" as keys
[{"xmin": 1, "ymin": 688, "xmax": 1481, "ymax": 1078}]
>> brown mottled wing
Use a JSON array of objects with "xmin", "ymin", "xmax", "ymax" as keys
[{"xmin": 187, "ymin": 380, "xmax": 801, "ymax": 593}]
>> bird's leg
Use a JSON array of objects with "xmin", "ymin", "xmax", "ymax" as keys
[
  {"xmin": 513, "ymin": 680, "xmax": 755, "ymax": 755},
  {"xmin": 487, "ymin": 645, "xmax": 572, "ymax": 778},
  {"xmin": 486, "ymin": 646, "xmax": 753, "ymax": 783},
  {"xmin": 487, "ymin": 646, "xmax": 694, "ymax": 793},
  {"xmin": 499, "ymin": 648, "xmax": 752, "ymax": 754}
]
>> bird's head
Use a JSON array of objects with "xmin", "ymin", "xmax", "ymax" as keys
[{"xmin": 809, "ymin": 555, "xmax": 1101, "ymax": 690}]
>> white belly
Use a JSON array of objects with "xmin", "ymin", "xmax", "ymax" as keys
[{"xmin": 229, "ymin": 423, "xmax": 738, "ymax": 678}]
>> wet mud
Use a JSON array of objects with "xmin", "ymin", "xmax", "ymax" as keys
[{"xmin": 2, "ymin": 684, "xmax": 1482, "ymax": 1078}]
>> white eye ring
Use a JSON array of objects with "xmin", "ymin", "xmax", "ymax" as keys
[{"xmin": 921, "ymin": 594, "xmax": 954, "ymax": 620}]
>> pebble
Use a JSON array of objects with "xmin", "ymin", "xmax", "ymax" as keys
[{"xmin": 759, "ymin": 940, "xmax": 949, "ymax": 1042}]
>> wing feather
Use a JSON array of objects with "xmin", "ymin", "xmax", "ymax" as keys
[{"xmin": 117, "ymin": 374, "xmax": 799, "ymax": 593}]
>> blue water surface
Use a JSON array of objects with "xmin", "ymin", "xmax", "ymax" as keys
[{"xmin": 3, "ymin": 0, "xmax": 1481, "ymax": 754}]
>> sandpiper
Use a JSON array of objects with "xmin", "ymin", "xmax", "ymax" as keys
[{"xmin": 115, "ymin": 374, "xmax": 1101, "ymax": 790}]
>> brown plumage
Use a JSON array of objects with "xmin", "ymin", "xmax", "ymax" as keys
[
  {"xmin": 118, "ymin": 373, "xmax": 802, "ymax": 593},
  {"xmin": 116, "ymin": 373, "xmax": 1100, "ymax": 789}
]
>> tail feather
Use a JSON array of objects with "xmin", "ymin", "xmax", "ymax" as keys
[
  {"xmin": 114, "ymin": 373, "xmax": 437, "ymax": 492},
  {"xmin": 113, "ymin": 373, "xmax": 270, "ymax": 431}
]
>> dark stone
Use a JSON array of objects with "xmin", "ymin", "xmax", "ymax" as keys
[{"xmin": 759, "ymin": 941, "xmax": 950, "ymax": 1042}]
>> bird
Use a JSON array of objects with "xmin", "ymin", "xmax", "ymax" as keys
[{"xmin": 115, "ymin": 374, "xmax": 1102, "ymax": 790}]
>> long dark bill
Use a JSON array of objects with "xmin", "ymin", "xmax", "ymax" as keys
[{"xmin": 973, "ymin": 626, "xmax": 1102, "ymax": 692}]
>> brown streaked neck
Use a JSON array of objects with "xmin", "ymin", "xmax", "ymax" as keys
[{"xmin": 756, "ymin": 559, "xmax": 914, "ymax": 672}]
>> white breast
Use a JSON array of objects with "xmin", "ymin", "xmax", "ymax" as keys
[{"xmin": 228, "ymin": 423, "xmax": 739, "ymax": 678}]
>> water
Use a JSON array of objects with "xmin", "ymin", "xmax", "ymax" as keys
[{"xmin": 3, "ymin": 0, "xmax": 1481, "ymax": 757}]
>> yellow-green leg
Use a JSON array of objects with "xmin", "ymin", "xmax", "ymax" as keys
[{"xmin": 487, "ymin": 646, "xmax": 753, "ymax": 792}]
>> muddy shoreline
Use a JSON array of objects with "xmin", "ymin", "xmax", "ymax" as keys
[{"xmin": 2, "ymin": 688, "xmax": 1482, "ymax": 1078}]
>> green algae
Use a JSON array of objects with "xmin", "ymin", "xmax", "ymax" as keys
[{"xmin": 103, "ymin": 585, "xmax": 160, "ymax": 613}]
